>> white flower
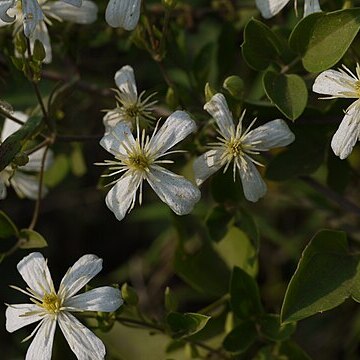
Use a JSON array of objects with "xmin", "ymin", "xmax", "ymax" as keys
[
  {"xmin": 6, "ymin": 252, "xmax": 123, "ymax": 360},
  {"xmin": 0, "ymin": 112, "xmax": 53, "ymax": 200},
  {"xmin": 255, "ymin": 0, "xmax": 321, "ymax": 18},
  {"xmin": 0, "ymin": 0, "xmax": 43, "ymax": 37},
  {"xmin": 105, "ymin": 0, "xmax": 141, "ymax": 30},
  {"xmin": 0, "ymin": 0, "xmax": 98, "ymax": 63},
  {"xmin": 193, "ymin": 93, "xmax": 295, "ymax": 202},
  {"xmin": 104, "ymin": 65, "xmax": 157, "ymax": 130},
  {"xmin": 313, "ymin": 63, "xmax": 360, "ymax": 159},
  {"xmin": 98, "ymin": 111, "xmax": 201, "ymax": 221}
]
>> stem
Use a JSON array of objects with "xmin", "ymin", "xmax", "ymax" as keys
[
  {"xmin": 198, "ymin": 294, "xmax": 230, "ymax": 315},
  {"xmin": 25, "ymin": 139, "xmax": 50, "ymax": 156},
  {"xmin": 28, "ymin": 143, "xmax": 51, "ymax": 230},
  {"xmin": 0, "ymin": 112, "xmax": 26, "ymax": 126}
]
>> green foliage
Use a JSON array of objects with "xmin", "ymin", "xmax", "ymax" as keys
[
  {"xmin": 223, "ymin": 320, "xmax": 257, "ymax": 353},
  {"xmin": 0, "ymin": 211, "xmax": 18, "ymax": 238},
  {"xmin": 289, "ymin": 9, "xmax": 360, "ymax": 72},
  {"xmin": 166, "ymin": 312, "xmax": 210, "ymax": 339},
  {"xmin": 263, "ymin": 71, "xmax": 308, "ymax": 121},
  {"xmin": 18, "ymin": 229, "xmax": 48, "ymax": 249}
]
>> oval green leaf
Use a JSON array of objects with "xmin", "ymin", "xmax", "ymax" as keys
[
  {"xmin": 263, "ymin": 71, "xmax": 308, "ymax": 121},
  {"xmin": 166, "ymin": 312, "xmax": 210, "ymax": 339},
  {"xmin": 19, "ymin": 229, "xmax": 48, "ymax": 249}
]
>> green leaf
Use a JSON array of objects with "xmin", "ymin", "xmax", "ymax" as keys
[
  {"xmin": 0, "ymin": 211, "xmax": 18, "ymax": 238},
  {"xmin": 165, "ymin": 287, "xmax": 178, "ymax": 313},
  {"xmin": 223, "ymin": 76, "xmax": 244, "ymax": 100},
  {"xmin": 0, "ymin": 116, "xmax": 42, "ymax": 172},
  {"xmin": 33, "ymin": 39, "xmax": 46, "ymax": 62},
  {"xmin": 223, "ymin": 320, "xmax": 257, "ymax": 353},
  {"xmin": 18, "ymin": 229, "xmax": 48, "ymax": 249},
  {"xmin": 258, "ymin": 314, "xmax": 296, "ymax": 341},
  {"xmin": 263, "ymin": 71, "xmax": 308, "ymax": 121},
  {"xmin": 174, "ymin": 235, "xmax": 230, "ymax": 296},
  {"xmin": 230, "ymin": 266, "xmax": 263, "ymax": 319},
  {"xmin": 206, "ymin": 205, "xmax": 232, "ymax": 243},
  {"xmin": 215, "ymin": 227, "xmax": 258, "ymax": 276},
  {"xmin": 255, "ymin": 342, "xmax": 311, "ymax": 360},
  {"xmin": 281, "ymin": 230, "xmax": 359, "ymax": 324},
  {"xmin": 266, "ymin": 125, "xmax": 328, "ymax": 181},
  {"xmin": 241, "ymin": 18, "xmax": 282, "ymax": 71},
  {"xmin": 166, "ymin": 312, "xmax": 210, "ymax": 339},
  {"xmin": 289, "ymin": 9, "xmax": 360, "ymax": 72},
  {"xmin": 70, "ymin": 144, "xmax": 87, "ymax": 177}
]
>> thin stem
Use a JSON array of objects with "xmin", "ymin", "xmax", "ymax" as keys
[
  {"xmin": 28, "ymin": 142, "xmax": 51, "ymax": 230},
  {"xmin": 0, "ymin": 112, "xmax": 26, "ymax": 126},
  {"xmin": 25, "ymin": 139, "xmax": 50, "ymax": 156},
  {"xmin": 280, "ymin": 56, "xmax": 301, "ymax": 74}
]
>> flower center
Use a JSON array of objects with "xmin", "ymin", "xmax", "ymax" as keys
[
  {"xmin": 125, "ymin": 105, "xmax": 140, "ymax": 118},
  {"xmin": 355, "ymin": 80, "xmax": 360, "ymax": 97},
  {"xmin": 226, "ymin": 139, "xmax": 243, "ymax": 157},
  {"xmin": 127, "ymin": 152, "xmax": 151, "ymax": 171},
  {"xmin": 42, "ymin": 293, "xmax": 62, "ymax": 314}
]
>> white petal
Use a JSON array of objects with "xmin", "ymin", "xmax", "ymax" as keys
[
  {"xmin": 255, "ymin": 0, "xmax": 289, "ymax": 18},
  {"xmin": 23, "ymin": 148, "xmax": 54, "ymax": 172},
  {"xmin": 244, "ymin": 119, "xmax": 295, "ymax": 151},
  {"xmin": 103, "ymin": 108, "xmax": 132, "ymax": 130},
  {"xmin": 46, "ymin": 1, "xmax": 98, "ymax": 24},
  {"xmin": 147, "ymin": 166, "xmax": 200, "ymax": 215},
  {"xmin": 25, "ymin": 317, "xmax": 56, "ymax": 360},
  {"xmin": 58, "ymin": 254, "xmax": 103, "ymax": 299},
  {"xmin": 64, "ymin": 287, "xmax": 123, "ymax": 312},
  {"xmin": 150, "ymin": 111, "xmax": 197, "ymax": 156},
  {"xmin": 313, "ymin": 69, "xmax": 358, "ymax": 98},
  {"xmin": 114, "ymin": 65, "xmax": 138, "ymax": 103},
  {"xmin": 58, "ymin": 312, "xmax": 105, "ymax": 360},
  {"xmin": 105, "ymin": 172, "xmax": 141, "ymax": 221},
  {"xmin": 105, "ymin": 0, "xmax": 141, "ymax": 31},
  {"xmin": 22, "ymin": 0, "xmax": 44, "ymax": 37},
  {"xmin": 331, "ymin": 105, "xmax": 360, "ymax": 159},
  {"xmin": 0, "ymin": 178, "xmax": 7, "ymax": 199},
  {"xmin": 193, "ymin": 149, "xmax": 223, "ymax": 186},
  {"xmin": 10, "ymin": 172, "xmax": 44, "ymax": 200},
  {"xmin": 239, "ymin": 158, "xmax": 267, "ymax": 202},
  {"xmin": 30, "ymin": 21, "xmax": 52, "ymax": 64},
  {"xmin": 303, "ymin": 0, "xmax": 321, "ymax": 17},
  {"xmin": 6, "ymin": 304, "xmax": 43, "ymax": 332},
  {"xmin": 100, "ymin": 121, "xmax": 135, "ymax": 157},
  {"xmin": 204, "ymin": 93, "xmax": 235, "ymax": 139},
  {"xmin": 17, "ymin": 252, "xmax": 54, "ymax": 298},
  {"xmin": 62, "ymin": 0, "xmax": 82, "ymax": 6},
  {"xmin": 1, "ymin": 111, "xmax": 29, "ymax": 141},
  {"xmin": 0, "ymin": 0, "xmax": 15, "ymax": 23}
]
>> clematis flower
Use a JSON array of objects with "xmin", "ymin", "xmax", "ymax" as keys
[
  {"xmin": 105, "ymin": 0, "xmax": 141, "ymax": 30},
  {"xmin": 6, "ymin": 252, "xmax": 122, "ymax": 360},
  {"xmin": 0, "ymin": 0, "xmax": 98, "ymax": 63},
  {"xmin": 313, "ymin": 64, "xmax": 360, "ymax": 159},
  {"xmin": 0, "ymin": 112, "xmax": 53, "ymax": 200},
  {"xmin": 0, "ymin": 0, "xmax": 43, "ymax": 37},
  {"xmin": 255, "ymin": 0, "xmax": 321, "ymax": 18},
  {"xmin": 193, "ymin": 93, "xmax": 295, "ymax": 202},
  {"xmin": 103, "ymin": 65, "xmax": 157, "ymax": 130},
  {"xmin": 97, "ymin": 111, "xmax": 201, "ymax": 221}
]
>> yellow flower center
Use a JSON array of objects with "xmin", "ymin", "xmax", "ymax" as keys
[
  {"xmin": 128, "ymin": 152, "xmax": 151, "ymax": 171},
  {"xmin": 125, "ymin": 105, "xmax": 140, "ymax": 118},
  {"xmin": 42, "ymin": 293, "xmax": 62, "ymax": 314},
  {"xmin": 226, "ymin": 139, "xmax": 243, "ymax": 157},
  {"xmin": 355, "ymin": 80, "xmax": 360, "ymax": 97}
]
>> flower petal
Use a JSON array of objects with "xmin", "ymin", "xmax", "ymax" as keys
[
  {"xmin": 105, "ymin": 0, "xmax": 141, "ymax": 31},
  {"xmin": 100, "ymin": 121, "xmax": 135, "ymax": 157},
  {"xmin": 303, "ymin": 0, "xmax": 321, "ymax": 17},
  {"xmin": 10, "ymin": 172, "xmax": 45, "ymax": 200},
  {"xmin": 22, "ymin": 0, "xmax": 44, "ymax": 37},
  {"xmin": 150, "ymin": 111, "xmax": 197, "ymax": 156},
  {"xmin": 244, "ymin": 119, "xmax": 295, "ymax": 151},
  {"xmin": 105, "ymin": 172, "xmax": 141, "ymax": 221},
  {"xmin": 313, "ymin": 69, "xmax": 358, "ymax": 98},
  {"xmin": 193, "ymin": 149, "xmax": 223, "ymax": 186},
  {"xmin": 64, "ymin": 287, "xmax": 123, "ymax": 312},
  {"xmin": 46, "ymin": 0, "xmax": 98, "ymax": 24},
  {"xmin": 0, "ymin": 0, "xmax": 15, "ymax": 23},
  {"xmin": 25, "ymin": 317, "xmax": 56, "ymax": 360},
  {"xmin": 239, "ymin": 158, "xmax": 267, "ymax": 202},
  {"xmin": 61, "ymin": 0, "xmax": 82, "ymax": 6},
  {"xmin": 6, "ymin": 304, "xmax": 43, "ymax": 333},
  {"xmin": 114, "ymin": 65, "xmax": 138, "ymax": 103},
  {"xmin": 23, "ymin": 147, "xmax": 54, "ymax": 173},
  {"xmin": 255, "ymin": 0, "xmax": 289, "ymax": 18},
  {"xmin": 30, "ymin": 21, "xmax": 52, "ymax": 64},
  {"xmin": 58, "ymin": 255, "xmax": 103, "ymax": 299},
  {"xmin": 204, "ymin": 93, "xmax": 235, "ymax": 139},
  {"xmin": 1, "ymin": 111, "xmax": 28, "ymax": 142},
  {"xmin": 147, "ymin": 166, "xmax": 200, "ymax": 215},
  {"xmin": 58, "ymin": 312, "xmax": 106, "ymax": 360},
  {"xmin": 331, "ymin": 105, "xmax": 360, "ymax": 159},
  {"xmin": 17, "ymin": 252, "xmax": 54, "ymax": 298}
]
